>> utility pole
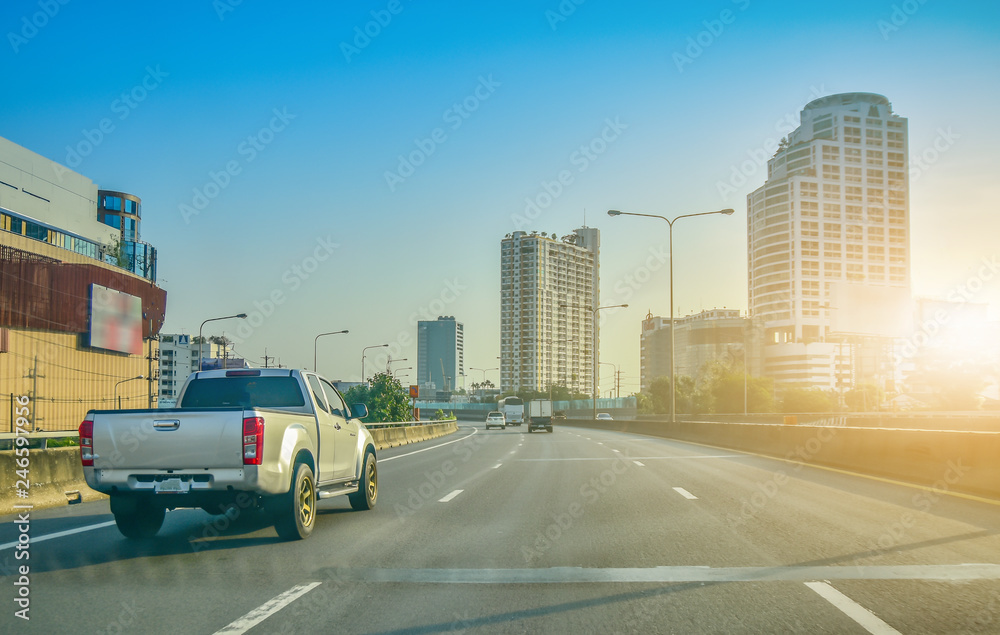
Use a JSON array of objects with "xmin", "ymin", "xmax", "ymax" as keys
[
  {"xmin": 261, "ymin": 349, "xmax": 275, "ymax": 369},
  {"xmin": 24, "ymin": 356, "xmax": 45, "ymax": 430},
  {"xmin": 146, "ymin": 328, "xmax": 159, "ymax": 408}
]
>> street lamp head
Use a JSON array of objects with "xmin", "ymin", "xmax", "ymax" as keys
[
  {"xmin": 607, "ymin": 210, "xmax": 621, "ymax": 216},
  {"xmin": 721, "ymin": 209, "xmax": 735, "ymax": 215},
  {"xmin": 236, "ymin": 313, "xmax": 248, "ymax": 319}
]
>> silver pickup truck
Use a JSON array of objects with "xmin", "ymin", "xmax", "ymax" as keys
[{"xmin": 79, "ymin": 368, "xmax": 377, "ymax": 541}]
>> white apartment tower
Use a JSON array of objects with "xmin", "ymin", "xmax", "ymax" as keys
[
  {"xmin": 500, "ymin": 228, "xmax": 599, "ymax": 395},
  {"xmin": 748, "ymin": 92, "xmax": 910, "ymax": 389}
]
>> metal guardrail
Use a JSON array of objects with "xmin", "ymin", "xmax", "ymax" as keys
[{"xmin": 0, "ymin": 430, "xmax": 78, "ymax": 450}]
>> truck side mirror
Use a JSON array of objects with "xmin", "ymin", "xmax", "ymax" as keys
[{"xmin": 351, "ymin": 403, "xmax": 369, "ymax": 420}]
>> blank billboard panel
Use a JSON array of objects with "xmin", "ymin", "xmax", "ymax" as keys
[
  {"xmin": 90, "ymin": 284, "xmax": 142, "ymax": 355},
  {"xmin": 829, "ymin": 283, "xmax": 912, "ymax": 338}
]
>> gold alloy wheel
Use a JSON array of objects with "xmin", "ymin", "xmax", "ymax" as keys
[
  {"xmin": 366, "ymin": 458, "xmax": 378, "ymax": 503},
  {"xmin": 298, "ymin": 473, "xmax": 315, "ymax": 527}
]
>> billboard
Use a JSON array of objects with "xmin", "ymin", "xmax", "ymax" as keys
[
  {"xmin": 89, "ymin": 284, "xmax": 142, "ymax": 355},
  {"xmin": 829, "ymin": 282, "xmax": 912, "ymax": 338}
]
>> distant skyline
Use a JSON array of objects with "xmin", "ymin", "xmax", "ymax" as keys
[{"xmin": 3, "ymin": 1, "xmax": 999, "ymax": 396}]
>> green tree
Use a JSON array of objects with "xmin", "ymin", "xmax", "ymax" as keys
[
  {"xmin": 781, "ymin": 387, "xmax": 836, "ymax": 413},
  {"xmin": 699, "ymin": 359, "xmax": 775, "ymax": 414},
  {"xmin": 648, "ymin": 375, "xmax": 696, "ymax": 414},
  {"xmin": 844, "ymin": 383, "xmax": 883, "ymax": 412},
  {"xmin": 343, "ymin": 372, "xmax": 411, "ymax": 423},
  {"xmin": 634, "ymin": 392, "xmax": 653, "ymax": 414}
]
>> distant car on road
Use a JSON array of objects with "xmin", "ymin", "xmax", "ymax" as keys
[
  {"xmin": 551, "ymin": 410, "xmax": 567, "ymax": 421},
  {"xmin": 596, "ymin": 412, "xmax": 614, "ymax": 421},
  {"xmin": 485, "ymin": 411, "xmax": 506, "ymax": 430}
]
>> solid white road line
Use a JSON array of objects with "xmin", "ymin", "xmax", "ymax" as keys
[
  {"xmin": 673, "ymin": 487, "xmax": 698, "ymax": 500},
  {"xmin": 0, "ymin": 520, "xmax": 118, "ymax": 551},
  {"xmin": 213, "ymin": 582, "xmax": 322, "ymax": 635},
  {"xmin": 805, "ymin": 581, "xmax": 902, "ymax": 635},
  {"xmin": 380, "ymin": 428, "xmax": 478, "ymax": 462},
  {"xmin": 439, "ymin": 490, "xmax": 464, "ymax": 503}
]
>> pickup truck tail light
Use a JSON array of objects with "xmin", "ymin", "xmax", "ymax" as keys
[
  {"xmin": 243, "ymin": 417, "xmax": 264, "ymax": 465},
  {"xmin": 79, "ymin": 419, "xmax": 94, "ymax": 466}
]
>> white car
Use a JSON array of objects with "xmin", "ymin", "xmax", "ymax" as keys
[
  {"xmin": 596, "ymin": 412, "xmax": 614, "ymax": 421},
  {"xmin": 485, "ymin": 411, "xmax": 506, "ymax": 430}
]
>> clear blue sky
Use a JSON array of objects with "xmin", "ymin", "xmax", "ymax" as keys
[{"xmin": 3, "ymin": 1, "xmax": 999, "ymax": 394}]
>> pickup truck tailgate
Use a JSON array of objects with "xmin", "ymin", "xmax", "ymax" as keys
[{"xmin": 91, "ymin": 408, "xmax": 246, "ymax": 470}]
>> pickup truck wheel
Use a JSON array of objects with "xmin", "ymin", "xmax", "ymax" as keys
[
  {"xmin": 274, "ymin": 462, "xmax": 317, "ymax": 541},
  {"xmin": 349, "ymin": 451, "xmax": 377, "ymax": 511},
  {"xmin": 112, "ymin": 496, "xmax": 165, "ymax": 539}
]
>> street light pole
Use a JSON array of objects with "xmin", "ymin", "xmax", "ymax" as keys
[
  {"xmin": 593, "ymin": 304, "xmax": 628, "ymax": 420},
  {"xmin": 198, "ymin": 313, "xmax": 247, "ymax": 371},
  {"xmin": 114, "ymin": 375, "xmax": 144, "ymax": 409},
  {"xmin": 361, "ymin": 344, "xmax": 389, "ymax": 383},
  {"xmin": 314, "ymin": 329, "xmax": 349, "ymax": 372},
  {"xmin": 609, "ymin": 208, "xmax": 734, "ymax": 423}
]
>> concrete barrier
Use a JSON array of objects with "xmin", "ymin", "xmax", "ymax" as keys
[
  {"xmin": 566, "ymin": 418, "xmax": 1000, "ymax": 501},
  {"xmin": 0, "ymin": 447, "xmax": 105, "ymax": 516},
  {"xmin": 370, "ymin": 420, "xmax": 458, "ymax": 450}
]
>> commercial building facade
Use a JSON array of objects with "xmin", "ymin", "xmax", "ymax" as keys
[
  {"xmin": 0, "ymin": 136, "xmax": 165, "ymax": 430},
  {"xmin": 747, "ymin": 93, "xmax": 910, "ymax": 390},
  {"xmin": 500, "ymin": 228, "xmax": 598, "ymax": 395},
  {"xmin": 640, "ymin": 310, "xmax": 765, "ymax": 393}
]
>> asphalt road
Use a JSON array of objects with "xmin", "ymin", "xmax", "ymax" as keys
[{"xmin": 3, "ymin": 420, "xmax": 1000, "ymax": 634}]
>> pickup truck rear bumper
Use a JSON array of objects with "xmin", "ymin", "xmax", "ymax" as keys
[{"xmin": 83, "ymin": 465, "xmax": 286, "ymax": 497}]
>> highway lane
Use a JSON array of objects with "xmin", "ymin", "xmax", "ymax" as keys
[{"xmin": 3, "ymin": 422, "xmax": 1000, "ymax": 633}]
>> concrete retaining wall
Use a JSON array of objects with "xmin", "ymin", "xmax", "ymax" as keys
[
  {"xmin": 0, "ymin": 446, "xmax": 105, "ymax": 516},
  {"xmin": 370, "ymin": 420, "xmax": 458, "ymax": 450},
  {"xmin": 566, "ymin": 418, "xmax": 1000, "ymax": 501}
]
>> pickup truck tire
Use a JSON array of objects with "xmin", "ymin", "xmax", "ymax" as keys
[
  {"xmin": 112, "ymin": 495, "xmax": 165, "ymax": 539},
  {"xmin": 274, "ymin": 462, "xmax": 317, "ymax": 541},
  {"xmin": 349, "ymin": 450, "xmax": 378, "ymax": 511}
]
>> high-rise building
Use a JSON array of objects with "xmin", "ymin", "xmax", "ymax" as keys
[
  {"xmin": 417, "ymin": 316, "xmax": 464, "ymax": 394},
  {"xmin": 500, "ymin": 228, "xmax": 598, "ymax": 395},
  {"xmin": 747, "ymin": 93, "xmax": 910, "ymax": 390},
  {"xmin": 158, "ymin": 334, "xmax": 240, "ymax": 407}
]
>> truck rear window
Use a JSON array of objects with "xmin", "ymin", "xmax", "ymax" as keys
[{"xmin": 180, "ymin": 377, "xmax": 306, "ymax": 409}]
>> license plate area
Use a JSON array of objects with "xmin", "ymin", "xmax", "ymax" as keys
[{"xmin": 154, "ymin": 478, "xmax": 191, "ymax": 494}]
